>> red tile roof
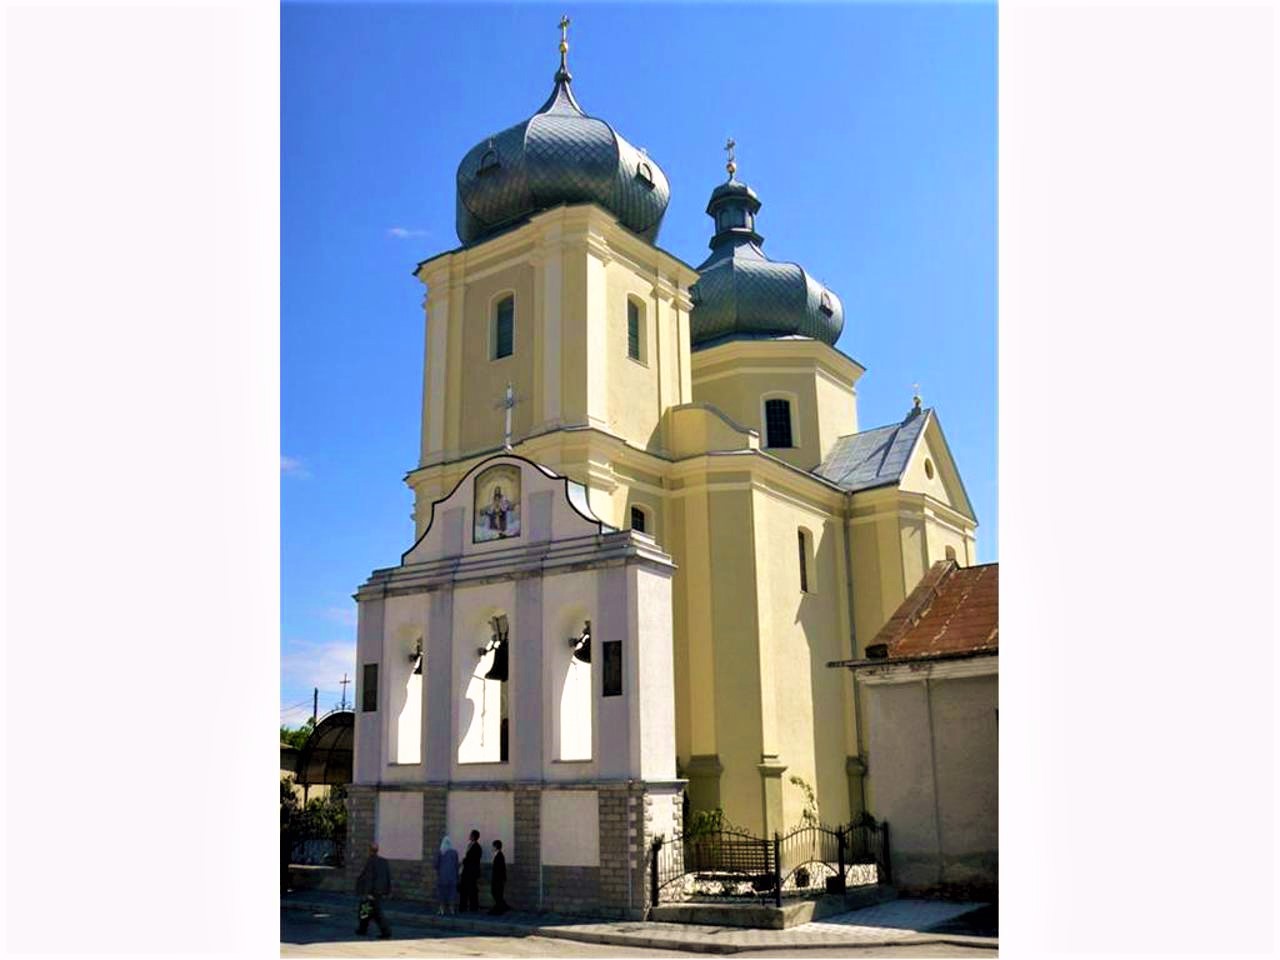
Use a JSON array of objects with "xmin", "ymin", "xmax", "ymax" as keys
[{"xmin": 871, "ymin": 561, "xmax": 998, "ymax": 660}]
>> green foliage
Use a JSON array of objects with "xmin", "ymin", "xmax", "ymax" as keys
[
  {"xmin": 292, "ymin": 783, "xmax": 348, "ymax": 841},
  {"xmin": 789, "ymin": 774, "xmax": 819, "ymax": 825},
  {"xmin": 684, "ymin": 806, "xmax": 726, "ymax": 840},
  {"xmin": 280, "ymin": 720, "xmax": 315, "ymax": 750}
]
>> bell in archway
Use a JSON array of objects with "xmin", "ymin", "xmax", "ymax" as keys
[
  {"xmin": 483, "ymin": 640, "xmax": 508, "ymax": 682},
  {"xmin": 570, "ymin": 620, "xmax": 592, "ymax": 664}
]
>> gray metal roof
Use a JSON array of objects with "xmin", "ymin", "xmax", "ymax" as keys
[
  {"xmin": 813, "ymin": 408, "xmax": 930, "ymax": 492},
  {"xmin": 689, "ymin": 176, "xmax": 844, "ymax": 348},
  {"xmin": 455, "ymin": 67, "xmax": 669, "ymax": 246}
]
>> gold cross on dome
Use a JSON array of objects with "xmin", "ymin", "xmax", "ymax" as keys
[
  {"xmin": 724, "ymin": 137, "xmax": 737, "ymax": 178},
  {"xmin": 559, "ymin": 14, "xmax": 571, "ymax": 39}
]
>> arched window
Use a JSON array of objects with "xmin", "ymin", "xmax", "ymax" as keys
[
  {"xmin": 945, "ymin": 545, "xmax": 957, "ymax": 563},
  {"xmin": 819, "ymin": 290, "xmax": 834, "ymax": 317},
  {"xmin": 492, "ymin": 295, "xmax": 514, "ymax": 360},
  {"xmin": 797, "ymin": 528, "xmax": 813, "ymax": 594},
  {"xmin": 764, "ymin": 398, "xmax": 794, "ymax": 449},
  {"xmin": 459, "ymin": 613, "xmax": 510, "ymax": 764},
  {"xmin": 626, "ymin": 298, "xmax": 644, "ymax": 362},
  {"xmin": 636, "ymin": 161, "xmax": 654, "ymax": 187}
]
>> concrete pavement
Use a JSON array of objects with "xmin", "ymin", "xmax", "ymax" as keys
[{"xmin": 281, "ymin": 890, "xmax": 997, "ymax": 955}]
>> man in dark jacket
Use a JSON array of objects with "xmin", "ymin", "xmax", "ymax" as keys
[
  {"xmin": 354, "ymin": 842, "xmax": 392, "ymax": 938},
  {"xmin": 459, "ymin": 830, "xmax": 482, "ymax": 912},
  {"xmin": 488, "ymin": 839, "xmax": 509, "ymax": 914}
]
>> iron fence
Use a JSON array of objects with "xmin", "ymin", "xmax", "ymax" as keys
[{"xmin": 648, "ymin": 815, "xmax": 890, "ymax": 909}]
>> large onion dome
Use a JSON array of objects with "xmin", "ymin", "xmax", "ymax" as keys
[
  {"xmin": 689, "ymin": 149, "xmax": 844, "ymax": 349},
  {"xmin": 455, "ymin": 26, "xmax": 670, "ymax": 246}
]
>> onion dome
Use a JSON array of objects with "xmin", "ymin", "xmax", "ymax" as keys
[
  {"xmin": 455, "ymin": 18, "xmax": 670, "ymax": 246},
  {"xmin": 689, "ymin": 141, "xmax": 844, "ymax": 349}
]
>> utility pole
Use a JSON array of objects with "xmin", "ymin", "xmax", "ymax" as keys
[
  {"xmin": 339, "ymin": 673, "xmax": 350, "ymax": 711},
  {"xmin": 311, "ymin": 687, "xmax": 318, "ymax": 725}
]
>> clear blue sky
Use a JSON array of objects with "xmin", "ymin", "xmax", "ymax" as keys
[{"xmin": 281, "ymin": 1, "xmax": 996, "ymax": 723}]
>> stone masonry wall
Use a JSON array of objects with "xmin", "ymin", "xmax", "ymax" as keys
[{"xmin": 347, "ymin": 781, "xmax": 682, "ymax": 919}]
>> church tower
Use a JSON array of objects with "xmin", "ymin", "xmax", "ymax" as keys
[{"xmin": 410, "ymin": 21, "xmax": 697, "ymax": 533}]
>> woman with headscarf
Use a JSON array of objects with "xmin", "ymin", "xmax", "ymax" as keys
[{"xmin": 435, "ymin": 834, "xmax": 460, "ymax": 915}]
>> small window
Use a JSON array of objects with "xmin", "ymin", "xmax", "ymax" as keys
[
  {"xmin": 627, "ymin": 300, "xmax": 642, "ymax": 361},
  {"xmin": 945, "ymin": 545, "xmax": 957, "ymax": 562},
  {"xmin": 764, "ymin": 398, "xmax": 793, "ymax": 449},
  {"xmin": 477, "ymin": 139, "xmax": 499, "ymax": 176},
  {"xmin": 361, "ymin": 663, "xmax": 378, "ymax": 712},
  {"xmin": 493, "ymin": 296, "xmax": 514, "ymax": 360},
  {"xmin": 924, "ymin": 458, "xmax": 935, "ymax": 480},
  {"xmin": 630, "ymin": 506, "xmax": 646, "ymax": 533},
  {"xmin": 636, "ymin": 161, "xmax": 654, "ymax": 187},
  {"xmin": 819, "ymin": 290, "xmax": 834, "ymax": 317},
  {"xmin": 797, "ymin": 529, "xmax": 811, "ymax": 593},
  {"xmin": 602, "ymin": 640, "xmax": 623, "ymax": 697}
]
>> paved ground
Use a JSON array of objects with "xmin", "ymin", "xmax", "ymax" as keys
[
  {"xmin": 282, "ymin": 891, "xmax": 997, "ymax": 957},
  {"xmin": 282, "ymin": 909, "xmax": 994, "ymax": 957}
]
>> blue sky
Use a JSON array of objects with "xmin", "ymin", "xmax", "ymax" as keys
[{"xmin": 281, "ymin": 2, "xmax": 996, "ymax": 724}]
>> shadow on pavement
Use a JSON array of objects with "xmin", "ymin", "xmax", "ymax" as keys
[
  {"xmin": 923, "ymin": 903, "xmax": 998, "ymax": 937},
  {"xmin": 282, "ymin": 908, "xmax": 514, "ymax": 946}
]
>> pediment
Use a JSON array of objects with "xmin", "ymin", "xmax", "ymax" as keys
[{"xmin": 401, "ymin": 454, "xmax": 609, "ymax": 565}]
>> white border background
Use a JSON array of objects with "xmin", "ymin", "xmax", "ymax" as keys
[{"xmin": 2, "ymin": 0, "xmax": 1276, "ymax": 957}]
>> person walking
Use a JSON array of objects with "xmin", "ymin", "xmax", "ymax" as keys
[
  {"xmin": 354, "ymin": 842, "xmax": 392, "ymax": 939},
  {"xmin": 459, "ymin": 829, "xmax": 482, "ymax": 913},
  {"xmin": 488, "ymin": 839, "xmax": 509, "ymax": 915},
  {"xmin": 435, "ymin": 835, "xmax": 460, "ymax": 915}
]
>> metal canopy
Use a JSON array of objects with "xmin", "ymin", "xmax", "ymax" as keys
[{"xmin": 295, "ymin": 709, "xmax": 354, "ymax": 786}]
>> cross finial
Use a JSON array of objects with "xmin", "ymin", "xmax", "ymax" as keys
[
  {"xmin": 558, "ymin": 15, "xmax": 571, "ymax": 71},
  {"xmin": 724, "ymin": 137, "xmax": 737, "ymax": 179}
]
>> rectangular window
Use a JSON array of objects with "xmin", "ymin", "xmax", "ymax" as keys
[
  {"xmin": 798, "ymin": 531, "xmax": 810, "ymax": 593},
  {"xmin": 494, "ymin": 297, "xmax": 514, "ymax": 359},
  {"xmin": 361, "ymin": 663, "xmax": 379, "ymax": 712},
  {"xmin": 765, "ymin": 398, "xmax": 793, "ymax": 448},
  {"xmin": 627, "ymin": 300, "xmax": 641, "ymax": 361},
  {"xmin": 630, "ymin": 506, "xmax": 646, "ymax": 533},
  {"xmin": 602, "ymin": 641, "xmax": 623, "ymax": 697}
]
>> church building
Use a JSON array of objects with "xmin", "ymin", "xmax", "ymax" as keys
[{"xmin": 348, "ymin": 20, "xmax": 978, "ymax": 914}]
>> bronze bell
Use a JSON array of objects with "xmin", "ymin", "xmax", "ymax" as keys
[{"xmin": 570, "ymin": 620, "xmax": 592, "ymax": 664}]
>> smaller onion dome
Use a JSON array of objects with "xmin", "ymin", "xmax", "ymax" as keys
[
  {"xmin": 455, "ymin": 18, "xmax": 670, "ymax": 246},
  {"xmin": 689, "ymin": 142, "xmax": 844, "ymax": 349}
]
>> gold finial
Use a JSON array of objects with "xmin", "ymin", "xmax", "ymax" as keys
[
  {"xmin": 558, "ymin": 14, "xmax": 570, "ymax": 56},
  {"xmin": 912, "ymin": 383, "xmax": 922, "ymax": 409},
  {"xmin": 724, "ymin": 137, "xmax": 737, "ymax": 179}
]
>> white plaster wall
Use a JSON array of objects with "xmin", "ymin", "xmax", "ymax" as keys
[
  {"xmin": 446, "ymin": 790, "xmax": 515, "ymax": 863},
  {"xmin": 541, "ymin": 570, "xmax": 598, "ymax": 777},
  {"xmin": 930, "ymin": 675, "xmax": 998, "ymax": 861},
  {"xmin": 865, "ymin": 682, "xmax": 938, "ymax": 860},
  {"xmin": 383, "ymin": 592, "xmax": 428, "ymax": 773},
  {"xmin": 633, "ymin": 565, "xmax": 676, "ymax": 781},
  {"xmin": 376, "ymin": 792, "xmax": 423, "ymax": 861},
  {"xmin": 540, "ymin": 790, "xmax": 600, "ymax": 866}
]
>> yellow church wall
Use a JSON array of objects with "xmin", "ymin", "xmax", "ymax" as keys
[
  {"xmin": 690, "ymin": 340, "xmax": 863, "ymax": 473},
  {"xmin": 603, "ymin": 264, "xmax": 664, "ymax": 452},
  {"xmin": 747, "ymin": 484, "xmax": 855, "ymax": 831},
  {"xmin": 455, "ymin": 263, "xmax": 538, "ymax": 456}
]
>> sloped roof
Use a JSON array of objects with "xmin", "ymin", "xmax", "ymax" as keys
[
  {"xmin": 813, "ymin": 408, "xmax": 929, "ymax": 492},
  {"xmin": 874, "ymin": 560, "xmax": 998, "ymax": 660}
]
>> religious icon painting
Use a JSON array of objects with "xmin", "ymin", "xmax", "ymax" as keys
[{"xmin": 473, "ymin": 464, "xmax": 521, "ymax": 543}]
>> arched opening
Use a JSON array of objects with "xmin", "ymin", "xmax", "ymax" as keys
[
  {"xmin": 764, "ymin": 397, "xmax": 795, "ymax": 449},
  {"xmin": 458, "ymin": 613, "xmax": 509, "ymax": 764},
  {"xmin": 395, "ymin": 637, "xmax": 423, "ymax": 765},
  {"xmin": 492, "ymin": 295, "xmax": 515, "ymax": 360},
  {"xmin": 626, "ymin": 297, "xmax": 645, "ymax": 363},
  {"xmin": 559, "ymin": 618, "xmax": 593, "ymax": 761}
]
